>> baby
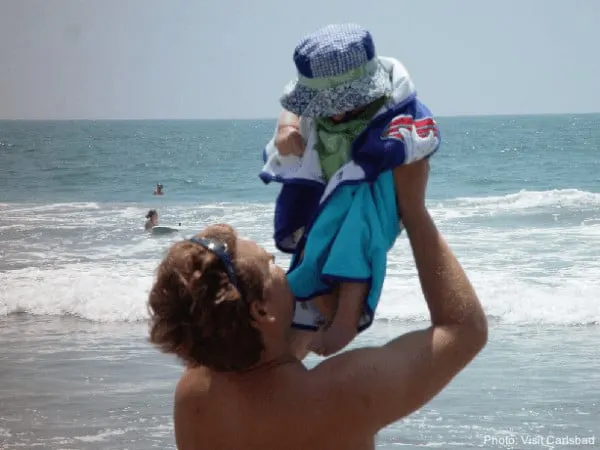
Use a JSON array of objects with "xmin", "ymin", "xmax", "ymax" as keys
[
  {"xmin": 275, "ymin": 110, "xmax": 373, "ymax": 356},
  {"xmin": 261, "ymin": 24, "xmax": 441, "ymax": 358}
]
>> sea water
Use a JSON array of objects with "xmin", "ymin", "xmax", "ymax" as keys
[{"xmin": 1, "ymin": 115, "xmax": 599, "ymax": 449}]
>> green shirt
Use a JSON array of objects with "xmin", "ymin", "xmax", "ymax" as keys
[{"xmin": 314, "ymin": 97, "xmax": 387, "ymax": 181}]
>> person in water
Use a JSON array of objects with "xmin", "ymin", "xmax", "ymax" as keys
[
  {"xmin": 147, "ymin": 159, "xmax": 487, "ymax": 450},
  {"xmin": 259, "ymin": 24, "xmax": 441, "ymax": 357},
  {"xmin": 145, "ymin": 209, "xmax": 158, "ymax": 231},
  {"xmin": 153, "ymin": 183, "xmax": 164, "ymax": 196}
]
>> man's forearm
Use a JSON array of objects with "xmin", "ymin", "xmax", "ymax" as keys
[{"xmin": 402, "ymin": 209, "xmax": 486, "ymax": 332}]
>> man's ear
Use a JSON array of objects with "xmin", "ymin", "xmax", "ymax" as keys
[{"xmin": 250, "ymin": 301, "xmax": 276, "ymax": 324}]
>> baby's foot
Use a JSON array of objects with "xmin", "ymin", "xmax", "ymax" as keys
[{"xmin": 312, "ymin": 322, "xmax": 357, "ymax": 357}]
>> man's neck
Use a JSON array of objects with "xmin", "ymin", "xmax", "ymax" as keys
[
  {"xmin": 223, "ymin": 345, "xmax": 300, "ymax": 379},
  {"xmin": 247, "ymin": 354, "xmax": 298, "ymax": 373}
]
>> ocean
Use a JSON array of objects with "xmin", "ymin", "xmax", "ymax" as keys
[{"xmin": 1, "ymin": 115, "xmax": 599, "ymax": 449}]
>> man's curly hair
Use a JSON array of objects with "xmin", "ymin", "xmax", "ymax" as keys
[{"xmin": 148, "ymin": 224, "xmax": 267, "ymax": 372}]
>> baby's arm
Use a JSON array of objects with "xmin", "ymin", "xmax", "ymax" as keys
[
  {"xmin": 313, "ymin": 282, "xmax": 368, "ymax": 356},
  {"xmin": 274, "ymin": 110, "xmax": 304, "ymax": 157}
]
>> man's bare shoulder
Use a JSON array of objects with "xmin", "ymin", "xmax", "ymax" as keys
[
  {"xmin": 174, "ymin": 366, "xmax": 212, "ymax": 408},
  {"xmin": 308, "ymin": 347, "xmax": 377, "ymax": 401},
  {"xmin": 173, "ymin": 367, "xmax": 218, "ymax": 449}
]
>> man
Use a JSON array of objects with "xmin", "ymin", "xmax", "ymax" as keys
[{"xmin": 147, "ymin": 159, "xmax": 487, "ymax": 450}]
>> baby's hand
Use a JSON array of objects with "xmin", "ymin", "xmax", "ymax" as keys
[
  {"xmin": 274, "ymin": 111, "xmax": 304, "ymax": 157},
  {"xmin": 311, "ymin": 321, "xmax": 358, "ymax": 357},
  {"xmin": 274, "ymin": 125, "xmax": 305, "ymax": 157}
]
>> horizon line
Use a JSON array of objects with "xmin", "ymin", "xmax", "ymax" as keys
[{"xmin": 1, "ymin": 110, "xmax": 599, "ymax": 121}]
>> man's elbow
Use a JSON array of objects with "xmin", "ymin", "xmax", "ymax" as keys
[{"xmin": 463, "ymin": 309, "xmax": 488, "ymax": 357}]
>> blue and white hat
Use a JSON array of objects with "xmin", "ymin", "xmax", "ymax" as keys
[{"xmin": 280, "ymin": 24, "xmax": 392, "ymax": 118}]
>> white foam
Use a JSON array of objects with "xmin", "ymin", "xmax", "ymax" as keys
[
  {"xmin": 376, "ymin": 263, "xmax": 600, "ymax": 326},
  {"xmin": 73, "ymin": 428, "xmax": 130, "ymax": 443},
  {"xmin": 0, "ymin": 263, "xmax": 154, "ymax": 322},
  {"xmin": 431, "ymin": 188, "xmax": 600, "ymax": 220},
  {"xmin": 1, "ymin": 191, "xmax": 599, "ymax": 326}
]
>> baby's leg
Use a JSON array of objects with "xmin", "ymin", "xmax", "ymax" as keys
[
  {"xmin": 334, "ymin": 281, "xmax": 368, "ymax": 329},
  {"xmin": 313, "ymin": 290, "xmax": 339, "ymax": 323},
  {"xmin": 288, "ymin": 290, "xmax": 338, "ymax": 361},
  {"xmin": 312, "ymin": 281, "xmax": 368, "ymax": 356}
]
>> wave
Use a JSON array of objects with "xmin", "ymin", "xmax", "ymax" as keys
[
  {"xmin": 374, "ymin": 264, "xmax": 600, "ymax": 326},
  {"xmin": 432, "ymin": 188, "xmax": 600, "ymax": 221},
  {"xmin": 1, "ymin": 188, "xmax": 599, "ymax": 326},
  {"xmin": 2, "ymin": 188, "xmax": 599, "ymax": 222},
  {"xmin": 1, "ymin": 188, "xmax": 599, "ymax": 221},
  {"xmin": 1, "ymin": 257, "xmax": 598, "ymax": 326}
]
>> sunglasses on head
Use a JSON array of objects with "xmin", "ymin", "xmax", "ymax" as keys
[{"xmin": 189, "ymin": 237, "xmax": 237, "ymax": 287}]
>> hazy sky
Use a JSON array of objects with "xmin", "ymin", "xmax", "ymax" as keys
[{"xmin": 0, "ymin": 0, "xmax": 598, "ymax": 119}]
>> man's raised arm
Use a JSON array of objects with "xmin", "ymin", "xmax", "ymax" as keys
[{"xmin": 314, "ymin": 159, "xmax": 488, "ymax": 433}]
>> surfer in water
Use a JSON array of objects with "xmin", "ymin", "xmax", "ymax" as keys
[
  {"xmin": 145, "ymin": 209, "xmax": 158, "ymax": 231},
  {"xmin": 153, "ymin": 183, "xmax": 164, "ymax": 196}
]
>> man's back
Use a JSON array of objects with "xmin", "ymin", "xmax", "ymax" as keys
[{"xmin": 174, "ymin": 363, "xmax": 376, "ymax": 450}]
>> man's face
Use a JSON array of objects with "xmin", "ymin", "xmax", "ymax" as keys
[{"xmin": 236, "ymin": 238, "xmax": 295, "ymax": 330}]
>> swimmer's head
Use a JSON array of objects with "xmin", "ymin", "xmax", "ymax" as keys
[{"xmin": 146, "ymin": 209, "xmax": 158, "ymax": 219}]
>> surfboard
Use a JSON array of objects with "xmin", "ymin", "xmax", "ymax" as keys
[{"xmin": 151, "ymin": 225, "xmax": 179, "ymax": 235}]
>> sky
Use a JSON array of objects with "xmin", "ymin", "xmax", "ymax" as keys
[{"xmin": 0, "ymin": 0, "xmax": 598, "ymax": 120}]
